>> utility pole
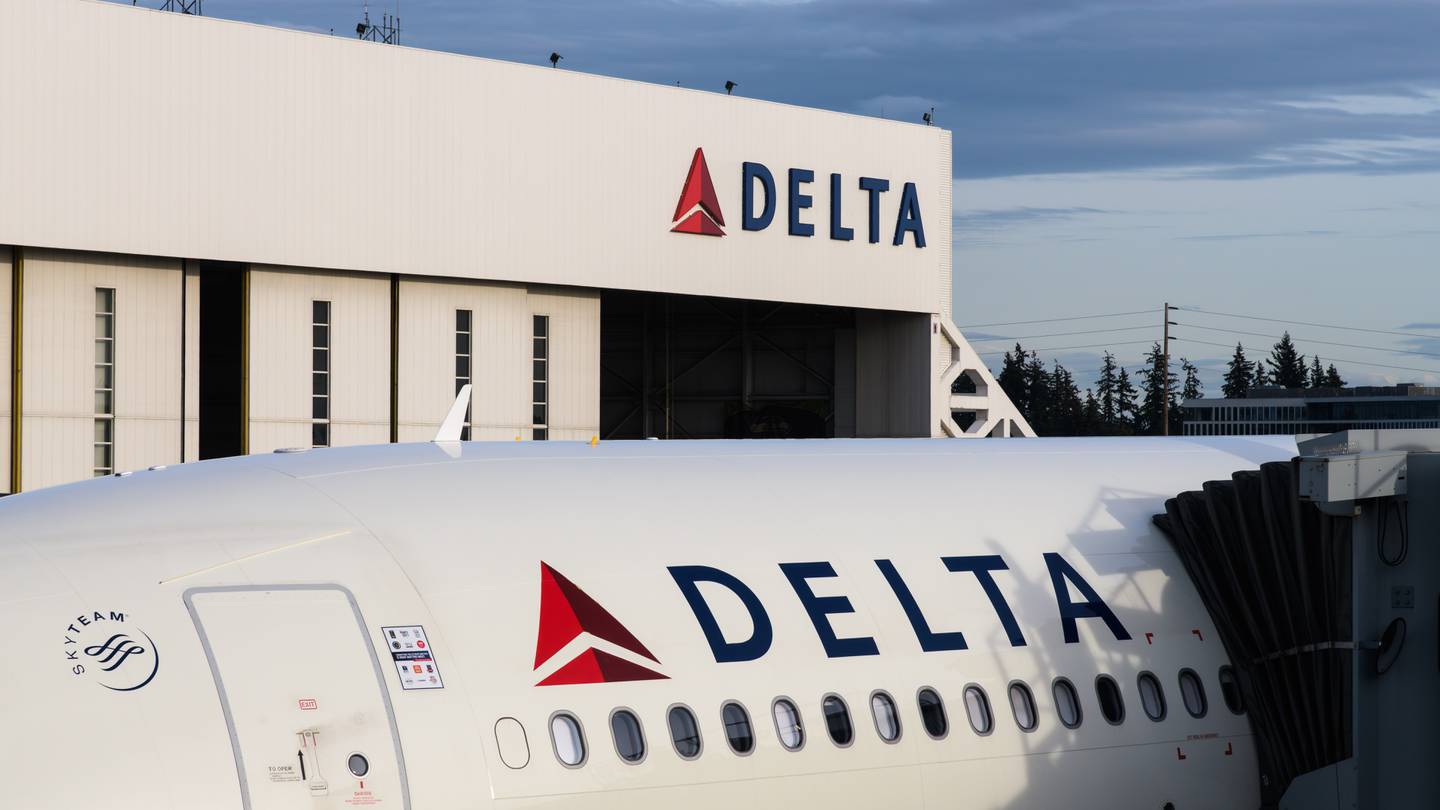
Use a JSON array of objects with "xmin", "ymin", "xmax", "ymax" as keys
[{"xmin": 1162, "ymin": 302, "xmax": 1174, "ymax": 435}]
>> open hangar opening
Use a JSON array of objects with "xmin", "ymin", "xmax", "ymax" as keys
[{"xmin": 600, "ymin": 290, "xmax": 930, "ymax": 440}]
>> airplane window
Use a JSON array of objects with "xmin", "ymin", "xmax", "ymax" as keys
[
  {"xmin": 822, "ymin": 695, "xmax": 854, "ymax": 746},
  {"xmin": 964, "ymin": 685, "xmax": 994, "ymax": 735},
  {"xmin": 917, "ymin": 687, "xmax": 948, "ymax": 739},
  {"xmin": 1219, "ymin": 666, "xmax": 1245, "ymax": 714},
  {"xmin": 610, "ymin": 709, "xmax": 646, "ymax": 764},
  {"xmin": 722, "ymin": 702, "xmax": 755, "ymax": 755},
  {"xmin": 1095, "ymin": 676, "xmax": 1125, "ymax": 725},
  {"xmin": 1008, "ymin": 682, "xmax": 1038, "ymax": 732},
  {"xmin": 773, "ymin": 698, "xmax": 805, "ymax": 751},
  {"xmin": 550, "ymin": 712, "xmax": 587, "ymax": 767},
  {"xmin": 1053, "ymin": 678, "xmax": 1082, "ymax": 729},
  {"xmin": 1138, "ymin": 672, "xmax": 1167, "ymax": 721},
  {"xmin": 667, "ymin": 705, "xmax": 703, "ymax": 759},
  {"xmin": 1178, "ymin": 669, "xmax": 1208, "ymax": 718},
  {"xmin": 870, "ymin": 691, "xmax": 901, "ymax": 742}
]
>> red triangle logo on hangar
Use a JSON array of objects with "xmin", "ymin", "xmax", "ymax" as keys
[
  {"xmin": 671, "ymin": 147, "xmax": 726, "ymax": 237},
  {"xmin": 533, "ymin": 562, "xmax": 667, "ymax": 686}
]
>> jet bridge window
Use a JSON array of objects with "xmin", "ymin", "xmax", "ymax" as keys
[
  {"xmin": 668, "ymin": 705, "xmax": 703, "ymax": 760},
  {"xmin": 1219, "ymin": 666, "xmax": 1245, "ymax": 714},
  {"xmin": 1053, "ymin": 678, "xmax": 1083, "ymax": 729},
  {"xmin": 721, "ymin": 701, "xmax": 755, "ymax": 755},
  {"xmin": 1008, "ymin": 682, "xmax": 1038, "ymax": 732},
  {"xmin": 1138, "ymin": 672, "xmax": 1167, "ymax": 721},
  {"xmin": 870, "ymin": 691, "xmax": 901, "ymax": 742},
  {"xmin": 964, "ymin": 685, "xmax": 994, "ymax": 735},
  {"xmin": 917, "ymin": 687, "xmax": 948, "ymax": 739},
  {"xmin": 1179, "ymin": 669, "xmax": 1208, "ymax": 718},
  {"xmin": 610, "ymin": 709, "xmax": 646, "ymax": 764},
  {"xmin": 772, "ymin": 697, "xmax": 804, "ymax": 751},
  {"xmin": 549, "ymin": 712, "xmax": 587, "ymax": 767},
  {"xmin": 1095, "ymin": 675, "xmax": 1126, "ymax": 725},
  {"xmin": 822, "ymin": 694, "xmax": 854, "ymax": 747}
]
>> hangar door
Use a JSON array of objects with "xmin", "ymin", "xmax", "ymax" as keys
[{"xmin": 186, "ymin": 585, "xmax": 410, "ymax": 810}]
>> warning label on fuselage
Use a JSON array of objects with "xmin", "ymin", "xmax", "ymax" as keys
[{"xmin": 381, "ymin": 625, "xmax": 444, "ymax": 690}]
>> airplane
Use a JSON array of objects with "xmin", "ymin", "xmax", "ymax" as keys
[{"xmin": 0, "ymin": 405, "xmax": 1295, "ymax": 810}]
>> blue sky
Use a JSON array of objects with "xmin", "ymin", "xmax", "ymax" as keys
[{"xmin": 114, "ymin": 0, "xmax": 1440, "ymax": 390}]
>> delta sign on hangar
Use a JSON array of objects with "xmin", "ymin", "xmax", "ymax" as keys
[{"xmin": 0, "ymin": 0, "xmax": 1028, "ymax": 495}]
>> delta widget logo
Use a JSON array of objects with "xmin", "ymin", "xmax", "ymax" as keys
[
  {"xmin": 670, "ymin": 148, "xmax": 725, "ymax": 237},
  {"xmin": 532, "ymin": 563, "xmax": 667, "ymax": 686}
]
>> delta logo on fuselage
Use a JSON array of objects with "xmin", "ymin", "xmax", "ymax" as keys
[
  {"xmin": 533, "ymin": 553, "xmax": 1131, "ymax": 685},
  {"xmin": 670, "ymin": 147, "xmax": 927, "ymax": 248}
]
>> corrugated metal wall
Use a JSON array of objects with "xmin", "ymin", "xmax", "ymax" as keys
[
  {"xmin": 526, "ymin": 286, "xmax": 601, "ymax": 441},
  {"xmin": 248, "ymin": 267, "xmax": 390, "ymax": 453},
  {"xmin": 396, "ymin": 280, "xmax": 599, "ymax": 442},
  {"xmin": 1, "ymin": 247, "xmax": 11, "ymax": 494},
  {"xmin": 19, "ymin": 249, "xmax": 183, "ymax": 489},
  {"xmin": 855, "ymin": 310, "xmax": 932, "ymax": 438}
]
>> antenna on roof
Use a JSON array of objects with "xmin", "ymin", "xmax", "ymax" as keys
[
  {"xmin": 159, "ymin": 0, "xmax": 203, "ymax": 14},
  {"xmin": 922, "ymin": 107, "xmax": 935, "ymax": 126},
  {"xmin": 356, "ymin": 0, "xmax": 400, "ymax": 45}
]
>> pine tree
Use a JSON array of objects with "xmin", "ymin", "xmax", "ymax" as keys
[
  {"xmin": 1267, "ymin": 332, "xmax": 1307, "ymax": 389},
  {"xmin": 1082, "ymin": 389, "xmax": 1101, "ymax": 435},
  {"xmin": 1094, "ymin": 352, "xmax": 1120, "ymax": 430},
  {"xmin": 1023, "ymin": 352, "xmax": 1051, "ymax": 432},
  {"xmin": 1137, "ymin": 342, "xmax": 1179, "ymax": 435},
  {"xmin": 1049, "ymin": 362, "xmax": 1083, "ymax": 435},
  {"xmin": 1116, "ymin": 367, "xmax": 1139, "ymax": 434},
  {"xmin": 1325, "ymin": 364, "xmax": 1346, "ymax": 388},
  {"xmin": 1252, "ymin": 358, "xmax": 1270, "ymax": 390},
  {"xmin": 997, "ymin": 344, "xmax": 1029, "ymax": 418},
  {"xmin": 1181, "ymin": 359, "xmax": 1203, "ymax": 400},
  {"xmin": 1222, "ymin": 343, "xmax": 1252, "ymax": 399},
  {"xmin": 1307, "ymin": 355, "xmax": 1326, "ymax": 389}
]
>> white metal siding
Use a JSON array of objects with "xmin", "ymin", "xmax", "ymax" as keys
[
  {"xmin": 526, "ymin": 287, "xmax": 601, "ymax": 441},
  {"xmin": 0, "ymin": 247, "xmax": 11, "ymax": 494},
  {"xmin": 183, "ymin": 265, "xmax": 200, "ymax": 462},
  {"xmin": 0, "ymin": 0, "xmax": 945, "ymax": 315},
  {"xmin": 396, "ymin": 277, "xmax": 530, "ymax": 442},
  {"xmin": 19, "ymin": 249, "xmax": 182, "ymax": 489},
  {"xmin": 247, "ymin": 268, "xmax": 389, "ymax": 453}
]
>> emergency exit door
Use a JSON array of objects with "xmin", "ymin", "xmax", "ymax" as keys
[{"xmin": 186, "ymin": 585, "xmax": 411, "ymax": 810}]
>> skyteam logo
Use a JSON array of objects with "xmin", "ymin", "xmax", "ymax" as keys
[
  {"xmin": 670, "ymin": 148, "xmax": 726, "ymax": 237},
  {"xmin": 532, "ymin": 563, "xmax": 667, "ymax": 686},
  {"xmin": 61, "ymin": 609, "xmax": 160, "ymax": 692}
]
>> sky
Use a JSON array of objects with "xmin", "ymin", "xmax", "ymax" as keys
[{"xmin": 111, "ymin": 0, "xmax": 1440, "ymax": 391}]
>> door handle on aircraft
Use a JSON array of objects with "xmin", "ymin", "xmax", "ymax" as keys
[{"xmin": 297, "ymin": 729, "xmax": 330, "ymax": 797}]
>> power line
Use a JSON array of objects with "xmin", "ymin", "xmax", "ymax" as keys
[
  {"xmin": 975, "ymin": 339, "xmax": 1158, "ymax": 357},
  {"xmin": 966, "ymin": 325, "xmax": 1158, "ymax": 342},
  {"xmin": 1173, "ymin": 322, "xmax": 1440, "ymax": 359},
  {"xmin": 1180, "ymin": 307, "xmax": 1438, "ymax": 341},
  {"xmin": 1174, "ymin": 337, "xmax": 1439, "ymax": 376},
  {"xmin": 958, "ymin": 309, "xmax": 1155, "ymax": 329}
]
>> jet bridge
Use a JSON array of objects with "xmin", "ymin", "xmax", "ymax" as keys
[{"xmin": 1154, "ymin": 429, "xmax": 1438, "ymax": 810}]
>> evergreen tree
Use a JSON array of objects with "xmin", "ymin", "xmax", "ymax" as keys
[
  {"xmin": 1082, "ymin": 389, "xmax": 1101, "ymax": 435},
  {"xmin": 1023, "ymin": 352, "xmax": 1051, "ymax": 432},
  {"xmin": 996, "ymin": 344, "xmax": 1029, "ymax": 418},
  {"xmin": 1222, "ymin": 343, "xmax": 1252, "ymax": 399},
  {"xmin": 1137, "ymin": 342, "xmax": 1179, "ymax": 435},
  {"xmin": 1115, "ymin": 367, "xmax": 1139, "ymax": 434},
  {"xmin": 1252, "ymin": 358, "xmax": 1270, "ymax": 390},
  {"xmin": 1307, "ymin": 355, "xmax": 1326, "ymax": 389},
  {"xmin": 1325, "ymin": 364, "xmax": 1346, "ymax": 388},
  {"xmin": 1181, "ymin": 359, "xmax": 1203, "ymax": 400},
  {"xmin": 1267, "ymin": 332, "xmax": 1307, "ymax": 389},
  {"xmin": 1049, "ymin": 362, "xmax": 1083, "ymax": 435},
  {"xmin": 1094, "ymin": 352, "xmax": 1120, "ymax": 429}
]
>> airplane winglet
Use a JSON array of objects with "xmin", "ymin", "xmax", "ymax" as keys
[{"xmin": 434, "ymin": 384, "xmax": 472, "ymax": 442}]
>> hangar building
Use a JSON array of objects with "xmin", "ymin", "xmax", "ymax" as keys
[{"xmin": 0, "ymin": 0, "xmax": 1027, "ymax": 494}]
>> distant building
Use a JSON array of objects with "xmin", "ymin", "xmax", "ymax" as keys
[{"xmin": 1183, "ymin": 384, "xmax": 1440, "ymax": 436}]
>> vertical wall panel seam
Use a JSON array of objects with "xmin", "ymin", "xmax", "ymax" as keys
[
  {"xmin": 390, "ymin": 273, "xmax": 399, "ymax": 443},
  {"xmin": 11, "ymin": 246, "xmax": 23, "ymax": 493}
]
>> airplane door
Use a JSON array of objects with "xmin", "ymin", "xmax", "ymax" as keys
[{"xmin": 186, "ymin": 585, "xmax": 410, "ymax": 810}]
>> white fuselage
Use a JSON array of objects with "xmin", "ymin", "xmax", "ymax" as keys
[{"xmin": 0, "ymin": 437, "xmax": 1292, "ymax": 809}]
